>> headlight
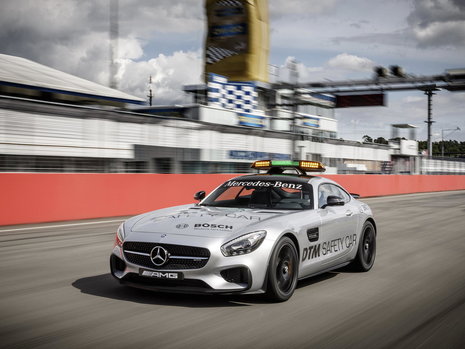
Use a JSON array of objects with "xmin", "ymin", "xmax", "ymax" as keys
[
  {"xmin": 221, "ymin": 231, "xmax": 267, "ymax": 257},
  {"xmin": 115, "ymin": 222, "xmax": 125, "ymax": 248}
]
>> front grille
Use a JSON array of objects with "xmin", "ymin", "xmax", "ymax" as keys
[{"xmin": 123, "ymin": 241, "xmax": 210, "ymax": 270}]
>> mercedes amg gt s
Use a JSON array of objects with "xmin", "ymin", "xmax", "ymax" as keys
[{"xmin": 110, "ymin": 160, "xmax": 377, "ymax": 302}]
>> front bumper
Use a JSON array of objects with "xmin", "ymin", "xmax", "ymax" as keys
[
  {"xmin": 111, "ymin": 254, "xmax": 253, "ymax": 294},
  {"xmin": 109, "ymin": 237, "xmax": 273, "ymax": 294}
]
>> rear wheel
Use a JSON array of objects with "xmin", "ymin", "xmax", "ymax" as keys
[
  {"xmin": 350, "ymin": 221, "xmax": 376, "ymax": 271},
  {"xmin": 266, "ymin": 237, "xmax": 298, "ymax": 302}
]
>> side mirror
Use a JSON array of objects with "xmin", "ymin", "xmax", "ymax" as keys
[
  {"xmin": 350, "ymin": 193, "xmax": 360, "ymax": 199},
  {"xmin": 194, "ymin": 191, "xmax": 206, "ymax": 201},
  {"xmin": 324, "ymin": 195, "xmax": 345, "ymax": 208}
]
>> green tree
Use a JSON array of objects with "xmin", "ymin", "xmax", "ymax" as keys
[
  {"xmin": 362, "ymin": 135, "xmax": 373, "ymax": 143},
  {"xmin": 418, "ymin": 140, "xmax": 465, "ymax": 157},
  {"xmin": 374, "ymin": 137, "xmax": 388, "ymax": 145}
]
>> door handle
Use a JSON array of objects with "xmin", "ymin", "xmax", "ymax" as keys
[{"xmin": 345, "ymin": 210, "xmax": 353, "ymax": 216}]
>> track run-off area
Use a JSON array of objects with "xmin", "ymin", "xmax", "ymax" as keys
[{"xmin": 1, "ymin": 190, "xmax": 465, "ymax": 348}]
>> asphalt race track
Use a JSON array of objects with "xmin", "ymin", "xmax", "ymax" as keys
[{"xmin": 1, "ymin": 191, "xmax": 465, "ymax": 349}]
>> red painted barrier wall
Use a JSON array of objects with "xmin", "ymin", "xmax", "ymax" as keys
[{"xmin": 1, "ymin": 173, "xmax": 464, "ymax": 226}]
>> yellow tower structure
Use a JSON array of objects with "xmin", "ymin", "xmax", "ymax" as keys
[{"xmin": 205, "ymin": 0, "xmax": 269, "ymax": 83}]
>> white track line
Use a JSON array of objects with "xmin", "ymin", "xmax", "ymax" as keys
[{"xmin": 0, "ymin": 219, "xmax": 124, "ymax": 233}]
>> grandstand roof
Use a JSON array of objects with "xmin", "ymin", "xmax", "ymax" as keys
[{"xmin": 0, "ymin": 54, "xmax": 145, "ymax": 105}]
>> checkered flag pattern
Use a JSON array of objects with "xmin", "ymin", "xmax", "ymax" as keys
[
  {"xmin": 208, "ymin": 73, "xmax": 258, "ymax": 114},
  {"xmin": 206, "ymin": 46, "xmax": 238, "ymax": 64},
  {"xmin": 215, "ymin": 0, "xmax": 243, "ymax": 7}
]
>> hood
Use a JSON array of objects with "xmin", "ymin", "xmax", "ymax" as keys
[{"xmin": 129, "ymin": 204, "xmax": 287, "ymax": 238}]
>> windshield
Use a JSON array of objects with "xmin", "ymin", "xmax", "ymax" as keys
[{"xmin": 201, "ymin": 179, "xmax": 313, "ymax": 210}]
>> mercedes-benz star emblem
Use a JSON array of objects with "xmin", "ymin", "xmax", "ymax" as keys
[{"xmin": 150, "ymin": 246, "xmax": 169, "ymax": 266}]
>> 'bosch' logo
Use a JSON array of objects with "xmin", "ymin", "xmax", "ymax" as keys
[
  {"xmin": 194, "ymin": 223, "xmax": 233, "ymax": 230},
  {"xmin": 150, "ymin": 246, "xmax": 169, "ymax": 266}
]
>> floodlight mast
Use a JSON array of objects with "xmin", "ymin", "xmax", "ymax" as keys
[
  {"xmin": 288, "ymin": 58, "xmax": 299, "ymax": 159},
  {"xmin": 109, "ymin": 0, "xmax": 119, "ymax": 89},
  {"xmin": 424, "ymin": 88, "xmax": 438, "ymax": 157}
]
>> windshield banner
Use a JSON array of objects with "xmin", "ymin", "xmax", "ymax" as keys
[{"xmin": 224, "ymin": 180, "xmax": 302, "ymax": 190}]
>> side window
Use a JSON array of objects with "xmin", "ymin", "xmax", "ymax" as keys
[
  {"xmin": 318, "ymin": 184, "xmax": 332, "ymax": 208},
  {"xmin": 330, "ymin": 185, "xmax": 351, "ymax": 203},
  {"xmin": 318, "ymin": 183, "xmax": 350, "ymax": 208}
]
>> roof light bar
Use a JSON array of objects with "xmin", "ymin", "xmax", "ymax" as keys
[
  {"xmin": 299, "ymin": 161, "xmax": 323, "ymax": 170},
  {"xmin": 251, "ymin": 160, "xmax": 326, "ymax": 173},
  {"xmin": 252, "ymin": 160, "xmax": 272, "ymax": 168}
]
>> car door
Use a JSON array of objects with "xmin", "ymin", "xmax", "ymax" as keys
[{"xmin": 316, "ymin": 183, "xmax": 358, "ymax": 268}]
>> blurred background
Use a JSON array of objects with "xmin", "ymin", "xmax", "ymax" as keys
[{"xmin": 0, "ymin": 0, "xmax": 464, "ymax": 175}]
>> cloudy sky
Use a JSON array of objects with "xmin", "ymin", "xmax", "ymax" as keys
[{"xmin": 0, "ymin": 0, "xmax": 464, "ymax": 141}]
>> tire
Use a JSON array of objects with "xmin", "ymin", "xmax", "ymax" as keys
[
  {"xmin": 265, "ymin": 237, "xmax": 299, "ymax": 302},
  {"xmin": 350, "ymin": 221, "xmax": 376, "ymax": 272}
]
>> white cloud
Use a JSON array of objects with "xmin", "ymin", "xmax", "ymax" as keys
[
  {"xmin": 117, "ymin": 50, "xmax": 203, "ymax": 105},
  {"xmin": 413, "ymin": 21, "xmax": 465, "ymax": 47},
  {"xmin": 274, "ymin": 54, "xmax": 376, "ymax": 83},
  {"xmin": 269, "ymin": 0, "xmax": 337, "ymax": 18},
  {"xmin": 326, "ymin": 53, "xmax": 375, "ymax": 72},
  {"xmin": 407, "ymin": 0, "xmax": 465, "ymax": 48},
  {"xmin": 117, "ymin": 37, "xmax": 144, "ymax": 60},
  {"xmin": 118, "ymin": 0, "xmax": 203, "ymax": 35},
  {"xmin": 0, "ymin": 0, "xmax": 203, "ymax": 87},
  {"xmin": 43, "ymin": 31, "xmax": 112, "ymax": 86}
]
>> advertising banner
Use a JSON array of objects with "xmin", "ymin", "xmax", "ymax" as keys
[
  {"xmin": 302, "ymin": 116, "xmax": 320, "ymax": 128},
  {"xmin": 238, "ymin": 113, "xmax": 265, "ymax": 128}
]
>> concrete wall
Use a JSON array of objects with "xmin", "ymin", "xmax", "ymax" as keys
[{"xmin": 1, "ymin": 173, "xmax": 464, "ymax": 226}]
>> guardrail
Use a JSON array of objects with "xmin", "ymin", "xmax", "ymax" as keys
[{"xmin": 1, "ymin": 173, "xmax": 465, "ymax": 226}]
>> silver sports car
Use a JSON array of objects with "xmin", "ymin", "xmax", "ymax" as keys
[{"xmin": 110, "ymin": 160, "xmax": 377, "ymax": 301}]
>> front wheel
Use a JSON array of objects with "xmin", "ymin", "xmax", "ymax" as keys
[
  {"xmin": 350, "ymin": 221, "xmax": 376, "ymax": 272},
  {"xmin": 265, "ymin": 237, "xmax": 299, "ymax": 302}
]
